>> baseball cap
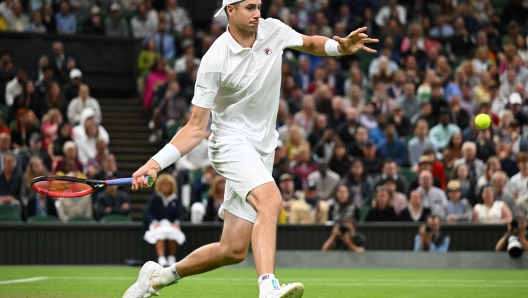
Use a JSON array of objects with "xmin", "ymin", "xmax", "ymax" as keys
[
  {"xmin": 418, "ymin": 155, "xmax": 432, "ymax": 164},
  {"xmin": 29, "ymin": 132, "xmax": 42, "ymax": 143},
  {"xmin": 304, "ymin": 180, "xmax": 317, "ymax": 190},
  {"xmin": 279, "ymin": 173, "xmax": 293, "ymax": 182},
  {"xmin": 509, "ymin": 92, "xmax": 522, "ymax": 105},
  {"xmin": 447, "ymin": 180, "xmax": 461, "ymax": 191},
  {"xmin": 214, "ymin": 0, "xmax": 243, "ymax": 17},
  {"xmin": 110, "ymin": 3, "xmax": 121, "ymax": 11},
  {"xmin": 70, "ymin": 68, "xmax": 82, "ymax": 79}
]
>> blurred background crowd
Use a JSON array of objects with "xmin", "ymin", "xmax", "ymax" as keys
[{"xmin": 1, "ymin": 0, "xmax": 528, "ymax": 235}]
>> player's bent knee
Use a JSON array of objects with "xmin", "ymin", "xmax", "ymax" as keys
[{"xmin": 221, "ymin": 243, "xmax": 248, "ymax": 264}]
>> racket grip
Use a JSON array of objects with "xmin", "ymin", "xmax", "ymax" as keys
[{"xmin": 106, "ymin": 176, "xmax": 154, "ymax": 186}]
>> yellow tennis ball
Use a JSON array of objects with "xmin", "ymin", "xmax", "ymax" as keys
[{"xmin": 475, "ymin": 114, "xmax": 491, "ymax": 130}]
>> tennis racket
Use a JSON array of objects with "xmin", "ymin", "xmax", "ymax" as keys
[{"xmin": 31, "ymin": 175, "xmax": 153, "ymax": 198}]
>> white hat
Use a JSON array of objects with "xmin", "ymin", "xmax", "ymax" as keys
[
  {"xmin": 69, "ymin": 68, "xmax": 82, "ymax": 79},
  {"xmin": 509, "ymin": 92, "xmax": 522, "ymax": 105},
  {"xmin": 110, "ymin": 3, "xmax": 121, "ymax": 11},
  {"xmin": 214, "ymin": 0, "xmax": 243, "ymax": 17}
]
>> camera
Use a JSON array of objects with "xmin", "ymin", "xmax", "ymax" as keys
[
  {"xmin": 425, "ymin": 225, "xmax": 434, "ymax": 233},
  {"xmin": 507, "ymin": 235, "xmax": 523, "ymax": 258},
  {"xmin": 339, "ymin": 225, "xmax": 349, "ymax": 234},
  {"xmin": 511, "ymin": 220, "xmax": 519, "ymax": 230}
]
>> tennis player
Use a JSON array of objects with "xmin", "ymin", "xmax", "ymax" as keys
[{"xmin": 123, "ymin": 1, "xmax": 377, "ymax": 297}]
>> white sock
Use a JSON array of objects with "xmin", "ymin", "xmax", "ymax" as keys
[
  {"xmin": 258, "ymin": 274, "xmax": 280, "ymax": 294},
  {"xmin": 159, "ymin": 264, "xmax": 180, "ymax": 285}
]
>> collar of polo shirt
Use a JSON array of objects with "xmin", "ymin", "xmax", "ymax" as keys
[{"xmin": 225, "ymin": 24, "xmax": 266, "ymax": 54}]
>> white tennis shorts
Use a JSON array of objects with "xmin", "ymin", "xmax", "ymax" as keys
[{"xmin": 208, "ymin": 133, "xmax": 275, "ymax": 223}]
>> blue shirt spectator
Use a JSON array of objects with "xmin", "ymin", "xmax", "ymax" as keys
[
  {"xmin": 429, "ymin": 15, "xmax": 455, "ymax": 38},
  {"xmin": 429, "ymin": 112, "xmax": 462, "ymax": 151},
  {"xmin": 145, "ymin": 20, "xmax": 175, "ymax": 60},
  {"xmin": 55, "ymin": 2, "xmax": 76, "ymax": 34},
  {"xmin": 378, "ymin": 123, "xmax": 407, "ymax": 166}
]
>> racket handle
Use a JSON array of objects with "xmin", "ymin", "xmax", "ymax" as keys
[{"xmin": 106, "ymin": 176, "xmax": 153, "ymax": 186}]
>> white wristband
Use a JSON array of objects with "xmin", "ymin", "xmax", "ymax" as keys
[
  {"xmin": 151, "ymin": 144, "xmax": 181, "ymax": 170},
  {"xmin": 325, "ymin": 39, "xmax": 342, "ymax": 56}
]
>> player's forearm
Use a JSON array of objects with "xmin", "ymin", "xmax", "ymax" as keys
[
  {"xmin": 169, "ymin": 121, "xmax": 208, "ymax": 158},
  {"xmin": 299, "ymin": 35, "xmax": 333, "ymax": 56}
]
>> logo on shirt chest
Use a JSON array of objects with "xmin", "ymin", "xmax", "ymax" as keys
[{"xmin": 263, "ymin": 47, "xmax": 273, "ymax": 55}]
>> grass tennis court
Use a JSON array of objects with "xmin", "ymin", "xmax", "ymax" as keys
[{"xmin": 0, "ymin": 266, "xmax": 526, "ymax": 297}]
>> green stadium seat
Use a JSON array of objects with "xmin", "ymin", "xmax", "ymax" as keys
[
  {"xmin": 27, "ymin": 215, "xmax": 60, "ymax": 223},
  {"xmin": 398, "ymin": 168, "xmax": 418, "ymax": 182},
  {"xmin": 100, "ymin": 214, "xmax": 133, "ymax": 223},
  {"xmin": 67, "ymin": 215, "xmax": 96, "ymax": 223},
  {"xmin": 0, "ymin": 214, "xmax": 22, "ymax": 222},
  {"xmin": 359, "ymin": 206, "xmax": 370, "ymax": 222},
  {"xmin": 0, "ymin": 204, "xmax": 21, "ymax": 217}
]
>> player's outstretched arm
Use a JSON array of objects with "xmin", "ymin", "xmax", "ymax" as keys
[
  {"xmin": 132, "ymin": 106, "xmax": 210, "ymax": 190},
  {"xmin": 291, "ymin": 27, "xmax": 378, "ymax": 56}
]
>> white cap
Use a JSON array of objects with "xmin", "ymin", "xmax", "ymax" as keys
[
  {"xmin": 69, "ymin": 68, "xmax": 82, "ymax": 79},
  {"xmin": 509, "ymin": 92, "xmax": 522, "ymax": 105},
  {"xmin": 214, "ymin": 0, "xmax": 243, "ymax": 17},
  {"xmin": 110, "ymin": 3, "xmax": 121, "ymax": 11}
]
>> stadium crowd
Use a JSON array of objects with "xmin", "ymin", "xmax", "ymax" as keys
[{"xmin": 1, "ymin": 0, "xmax": 528, "ymax": 237}]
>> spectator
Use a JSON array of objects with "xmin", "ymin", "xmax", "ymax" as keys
[
  {"xmin": 0, "ymin": 132, "xmax": 13, "ymax": 169},
  {"xmin": 408, "ymin": 119, "xmax": 434, "ymax": 167},
  {"xmin": 373, "ymin": 159, "xmax": 407, "ymax": 195},
  {"xmin": 361, "ymin": 140, "xmax": 383, "ymax": 177},
  {"xmin": 429, "ymin": 108, "xmax": 460, "ymax": 152},
  {"xmin": 327, "ymin": 96, "xmax": 345, "ymax": 130},
  {"xmin": 73, "ymin": 108, "xmax": 109, "ymax": 165},
  {"xmin": 95, "ymin": 175, "xmax": 131, "ymax": 220},
  {"xmin": 54, "ymin": 141, "xmax": 83, "ymax": 173},
  {"xmin": 190, "ymin": 165, "xmax": 216, "ymax": 223},
  {"xmin": 508, "ymin": 93, "xmax": 528, "ymax": 130},
  {"xmin": 358, "ymin": 101, "xmax": 378, "ymax": 131},
  {"xmin": 477, "ymin": 156, "xmax": 502, "ymax": 189},
  {"xmin": 445, "ymin": 180, "xmax": 472, "ymax": 223},
  {"xmin": 277, "ymin": 173, "xmax": 299, "ymax": 224},
  {"xmin": 149, "ymin": 81, "xmax": 187, "ymax": 143},
  {"xmin": 491, "ymin": 171, "xmax": 516, "ymax": 215},
  {"xmin": 55, "ymin": 1, "xmax": 76, "ymax": 34},
  {"xmin": 443, "ymin": 132, "xmax": 463, "ymax": 170},
  {"xmin": 20, "ymin": 156, "xmax": 47, "ymax": 207},
  {"xmin": 375, "ymin": 0, "xmax": 406, "ymax": 27},
  {"xmin": 34, "ymin": 65, "xmax": 54, "ymax": 99},
  {"xmin": 336, "ymin": 107, "xmax": 358, "ymax": 146},
  {"xmin": 142, "ymin": 59, "xmax": 168, "ymax": 112},
  {"xmin": 105, "ymin": 3, "xmax": 128, "ymax": 38},
  {"xmin": 378, "ymin": 122, "xmax": 407, "ymax": 166},
  {"xmin": 414, "ymin": 215, "xmax": 450, "ymax": 252},
  {"xmin": 371, "ymin": 83, "xmax": 394, "ymax": 116},
  {"xmin": 291, "ymin": 146, "xmax": 317, "ymax": 185},
  {"xmin": 47, "ymin": 123, "xmax": 72, "ymax": 165},
  {"xmin": 313, "ymin": 11, "xmax": 332, "ymax": 37},
  {"xmin": 473, "ymin": 184, "xmax": 513, "ymax": 224},
  {"xmin": 341, "ymin": 159, "xmax": 373, "ymax": 207},
  {"xmin": 473, "ymin": 72, "xmax": 492, "ymax": 105},
  {"xmin": 0, "ymin": 152, "xmax": 22, "ymax": 208},
  {"xmin": 86, "ymin": 140, "xmax": 108, "ymax": 178},
  {"xmin": 294, "ymin": 95, "xmax": 316, "ymax": 134},
  {"xmin": 203, "ymin": 175, "xmax": 226, "ymax": 222},
  {"xmin": 399, "ymin": 190, "xmax": 431, "ymax": 222},
  {"xmin": 143, "ymin": 173, "xmax": 185, "ymax": 267},
  {"xmin": 131, "ymin": 3, "xmax": 156, "ymax": 38},
  {"xmin": 41, "ymin": 3, "xmax": 56, "ymax": 33},
  {"xmin": 165, "ymin": 0, "xmax": 190, "ymax": 35},
  {"xmin": 83, "ymin": 6, "xmax": 105, "ymax": 35},
  {"xmin": 450, "ymin": 163, "xmax": 477, "ymax": 206},
  {"xmin": 173, "ymin": 46, "xmax": 201, "ymax": 74},
  {"xmin": 18, "ymin": 132, "xmax": 52, "ymax": 171},
  {"xmin": 290, "ymin": 180, "xmax": 329, "ymax": 224},
  {"xmin": 429, "ymin": 14, "xmax": 454, "ymax": 38},
  {"xmin": 138, "ymin": 39, "xmax": 161, "ymax": 77},
  {"xmin": 384, "ymin": 178, "xmax": 407, "ymax": 216},
  {"xmin": 284, "ymin": 124, "xmax": 310, "ymax": 162},
  {"xmin": 365, "ymin": 186, "xmax": 397, "ymax": 222},
  {"xmin": 308, "ymin": 160, "xmax": 340, "ymax": 201},
  {"xmin": 40, "ymin": 109, "xmax": 62, "ymax": 150},
  {"xmin": 395, "ymin": 82, "xmax": 420, "ymax": 121},
  {"xmin": 500, "ymin": 69, "xmax": 517, "ymax": 102},
  {"xmin": 0, "ymin": 112, "xmax": 10, "ymax": 135},
  {"xmin": 11, "ymin": 108, "xmax": 39, "ymax": 150},
  {"xmin": 417, "ymin": 170, "xmax": 448, "ymax": 220},
  {"xmin": 11, "ymin": 81, "xmax": 41, "ymax": 120},
  {"xmin": 5, "ymin": 2, "xmax": 28, "ymax": 32},
  {"xmin": 516, "ymin": 35, "xmax": 528, "ymax": 63},
  {"xmin": 327, "ymin": 141, "xmax": 351, "ymax": 178},
  {"xmin": 55, "ymin": 158, "xmax": 92, "ymax": 220},
  {"xmin": 510, "ymin": 152, "xmax": 528, "ymax": 201},
  {"xmin": 94, "ymin": 154, "xmax": 120, "ymax": 181},
  {"xmin": 26, "ymin": 193, "xmax": 58, "ymax": 220},
  {"xmin": 327, "ymin": 184, "xmax": 359, "ymax": 222},
  {"xmin": 453, "ymin": 141, "xmax": 485, "ymax": 180},
  {"xmin": 449, "ymin": 95, "xmax": 470, "ymax": 131},
  {"xmin": 5, "ymin": 69, "xmax": 26, "ymax": 108},
  {"xmin": 0, "ymin": 0, "xmax": 13, "ymax": 20},
  {"xmin": 25, "ymin": 11, "xmax": 46, "ymax": 33},
  {"xmin": 67, "ymin": 85, "xmax": 102, "ymax": 125},
  {"xmin": 62, "ymin": 69, "xmax": 82, "ymax": 103},
  {"xmin": 322, "ymin": 218, "xmax": 365, "ymax": 252},
  {"xmin": 146, "ymin": 20, "xmax": 175, "ymax": 60}
]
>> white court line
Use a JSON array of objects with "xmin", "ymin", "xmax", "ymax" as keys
[{"xmin": 0, "ymin": 277, "xmax": 49, "ymax": 285}]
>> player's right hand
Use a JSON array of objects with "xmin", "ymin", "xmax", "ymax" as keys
[{"xmin": 132, "ymin": 159, "xmax": 161, "ymax": 190}]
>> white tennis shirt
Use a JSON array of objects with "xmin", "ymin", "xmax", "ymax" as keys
[{"xmin": 191, "ymin": 18, "xmax": 303, "ymax": 154}]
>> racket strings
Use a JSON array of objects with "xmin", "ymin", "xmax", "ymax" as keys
[{"xmin": 32, "ymin": 180, "xmax": 92, "ymax": 196}]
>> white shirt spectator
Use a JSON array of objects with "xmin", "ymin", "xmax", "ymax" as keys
[
  {"xmin": 368, "ymin": 55, "xmax": 399, "ymax": 79},
  {"xmin": 165, "ymin": 4, "xmax": 190, "ymax": 34},
  {"xmin": 375, "ymin": 3, "xmax": 406, "ymax": 27},
  {"xmin": 5, "ymin": 77, "xmax": 22, "ymax": 107},
  {"xmin": 176, "ymin": 138, "xmax": 209, "ymax": 171},
  {"xmin": 473, "ymin": 200, "xmax": 506, "ymax": 223},
  {"xmin": 174, "ymin": 56, "xmax": 201, "ymax": 73},
  {"xmin": 417, "ymin": 186, "xmax": 448, "ymax": 219},
  {"xmin": 68, "ymin": 94, "xmax": 102, "ymax": 124},
  {"xmin": 131, "ymin": 15, "xmax": 157, "ymax": 38},
  {"xmin": 73, "ymin": 108, "xmax": 109, "ymax": 165},
  {"xmin": 308, "ymin": 169, "xmax": 341, "ymax": 201},
  {"xmin": 510, "ymin": 172, "xmax": 528, "ymax": 198}
]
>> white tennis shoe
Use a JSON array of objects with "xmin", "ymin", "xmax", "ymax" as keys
[
  {"xmin": 260, "ymin": 282, "xmax": 305, "ymax": 298},
  {"xmin": 122, "ymin": 261, "xmax": 164, "ymax": 298}
]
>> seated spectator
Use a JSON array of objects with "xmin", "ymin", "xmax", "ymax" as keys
[
  {"xmin": 429, "ymin": 109, "xmax": 461, "ymax": 151},
  {"xmin": 173, "ymin": 46, "xmax": 201, "ymax": 73},
  {"xmin": 73, "ymin": 108, "xmax": 109, "ymax": 166},
  {"xmin": 510, "ymin": 152, "xmax": 528, "ymax": 201},
  {"xmin": 18, "ymin": 132, "xmax": 52, "ymax": 172},
  {"xmin": 20, "ymin": 156, "xmax": 47, "ymax": 207},
  {"xmin": 453, "ymin": 141, "xmax": 484, "ymax": 180},
  {"xmin": 149, "ymin": 81, "xmax": 188, "ymax": 143},
  {"xmin": 372, "ymin": 57, "xmax": 394, "ymax": 87},
  {"xmin": 10, "ymin": 108, "xmax": 39, "ymax": 150},
  {"xmin": 165, "ymin": 0, "xmax": 191, "ymax": 35},
  {"xmin": 143, "ymin": 173, "xmax": 185, "ymax": 267},
  {"xmin": 477, "ymin": 156, "xmax": 502, "ymax": 189},
  {"xmin": 142, "ymin": 59, "xmax": 168, "ymax": 112},
  {"xmin": 491, "ymin": 171, "xmax": 516, "ymax": 215},
  {"xmin": 105, "ymin": 3, "xmax": 128, "ymax": 38},
  {"xmin": 399, "ymin": 190, "xmax": 431, "ymax": 222},
  {"xmin": 138, "ymin": 39, "xmax": 161, "ymax": 76},
  {"xmin": 410, "ymin": 155, "xmax": 442, "ymax": 190},
  {"xmin": 94, "ymin": 154, "xmax": 120, "ymax": 181},
  {"xmin": 131, "ymin": 3, "xmax": 156, "ymax": 38},
  {"xmin": 414, "ymin": 215, "xmax": 450, "ymax": 252},
  {"xmin": 358, "ymin": 101, "xmax": 378, "ymax": 130},
  {"xmin": 5, "ymin": 2, "xmax": 28, "ymax": 32},
  {"xmin": 417, "ymin": 70, "xmax": 436, "ymax": 101},
  {"xmin": 446, "ymin": 180, "xmax": 472, "ymax": 223},
  {"xmin": 95, "ymin": 175, "xmax": 131, "ymax": 220},
  {"xmin": 377, "ymin": 122, "xmax": 407, "ymax": 166},
  {"xmin": 54, "ymin": 141, "xmax": 83, "ymax": 173},
  {"xmin": 408, "ymin": 119, "xmax": 435, "ymax": 167},
  {"xmin": 55, "ymin": 1, "xmax": 76, "ymax": 34},
  {"xmin": 0, "ymin": 112, "xmax": 10, "ymax": 136},
  {"xmin": 373, "ymin": 159, "xmax": 407, "ymax": 194},
  {"xmin": 48, "ymin": 123, "xmax": 72, "ymax": 165},
  {"xmin": 291, "ymin": 146, "xmax": 317, "ymax": 185},
  {"xmin": 389, "ymin": 104, "xmax": 411, "ymax": 138},
  {"xmin": 327, "ymin": 141, "xmax": 351, "ymax": 178},
  {"xmin": 429, "ymin": 14, "xmax": 454, "ymax": 38},
  {"xmin": 294, "ymin": 95, "xmax": 316, "ymax": 135},
  {"xmin": 473, "ymin": 184, "xmax": 512, "ymax": 224},
  {"xmin": 277, "ymin": 173, "xmax": 299, "ymax": 224},
  {"xmin": 190, "ymin": 165, "xmax": 216, "ymax": 223},
  {"xmin": 45, "ymin": 82, "xmax": 67, "ymax": 119},
  {"xmin": 384, "ymin": 178, "xmax": 407, "ymax": 216},
  {"xmin": 290, "ymin": 180, "xmax": 329, "ymax": 224},
  {"xmin": 67, "ymin": 85, "xmax": 102, "ymax": 125},
  {"xmin": 0, "ymin": 152, "xmax": 22, "ymax": 209},
  {"xmin": 322, "ymin": 218, "xmax": 365, "ymax": 252},
  {"xmin": 417, "ymin": 170, "xmax": 448, "ymax": 220},
  {"xmin": 55, "ymin": 158, "xmax": 92, "ymax": 222},
  {"xmin": 41, "ymin": 3, "xmax": 56, "ymax": 33},
  {"xmin": 25, "ymin": 11, "xmax": 46, "ymax": 33},
  {"xmin": 202, "ymin": 175, "xmax": 226, "ymax": 222},
  {"xmin": 308, "ymin": 160, "xmax": 340, "ymax": 201},
  {"xmin": 146, "ymin": 20, "xmax": 175, "ymax": 60},
  {"xmin": 396, "ymin": 82, "xmax": 421, "ymax": 121},
  {"xmin": 62, "ymin": 69, "xmax": 82, "ymax": 103},
  {"xmin": 83, "ymin": 6, "xmax": 105, "ymax": 36},
  {"xmin": 451, "ymin": 163, "xmax": 478, "ymax": 204},
  {"xmin": 360, "ymin": 139, "xmax": 384, "ymax": 177},
  {"xmin": 5, "ymin": 69, "xmax": 26, "ymax": 110},
  {"xmin": 86, "ymin": 140, "xmax": 108, "ymax": 178},
  {"xmin": 365, "ymin": 186, "xmax": 397, "ymax": 222},
  {"xmin": 11, "ymin": 80, "xmax": 41, "ymax": 121},
  {"xmin": 26, "ymin": 193, "xmax": 58, "ymax": 220},
  {"xmin": 341, "ymin": 159, "xmax": 373, "ymax": 207},
  {"xmin": 411, "ymin": 101, "xmax": 436, "ymax": 129},
  {"xmin": 423, "ymin": 148, "xmax": 446, "ymax": 190},
  {"xmin": 326, "ymin": 96, "xmax": 345, "ymax": 130},
  {"xmin": 347, "ymin": 125, "xmax": 368, "ymax": 158},
  {"xmin": 327, "ymin": 184, "xmax": 359, "ymax": 223},
  {"xmin": 443, "ymin": 132, "xmax": 463, "ymax": 170}
]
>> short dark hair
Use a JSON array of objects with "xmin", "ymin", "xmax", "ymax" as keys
[{"xmin": 224, "ymin": 1, "xmax": 242, "ymax": 19}]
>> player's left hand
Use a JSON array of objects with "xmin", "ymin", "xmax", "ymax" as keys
[{"xmin": 334, "ymin": 27, "xmax": 379, "ymax": 55}]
